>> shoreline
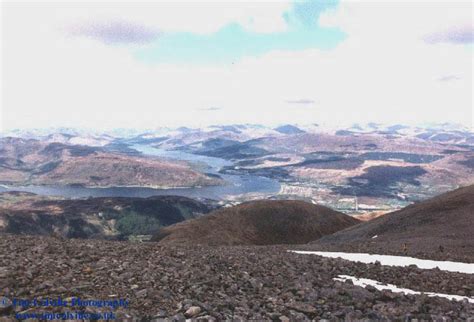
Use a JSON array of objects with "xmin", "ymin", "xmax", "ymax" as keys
[{"xmin": 0, "ymin": 182, "xmax": 225, "ymax": 191}]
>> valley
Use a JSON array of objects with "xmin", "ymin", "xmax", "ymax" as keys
[{"xmin": 2, "ymin": 123, "xmax": 474, "ymax": 216}]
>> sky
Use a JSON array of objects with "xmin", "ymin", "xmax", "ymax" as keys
[{"xmin": 1, "ymin": 0, "xmax": 473, "ymax": 131}]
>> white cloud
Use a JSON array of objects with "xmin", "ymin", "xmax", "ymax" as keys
[
  {"xmin": 2, "ymin": 1, "xmax": 473, "ymax": 131},
  {"xmin": 317, "ymin": 0, "xmax": 473, "ymax": 127},
  {"xmin": 319, "ymin": 0, "xmax": 472, "ymax": 41},
  {"xmin": 66, "ymin": 20, "xmax": 162, "ymax": 44},
  {"xmin": 25, "ymin": 1, "xmax": 292, "ymax": 36}
]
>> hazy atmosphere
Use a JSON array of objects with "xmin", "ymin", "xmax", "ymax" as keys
[{"xmin": 2, "ymin": 0, "xmax": 473, "ymax": 131}]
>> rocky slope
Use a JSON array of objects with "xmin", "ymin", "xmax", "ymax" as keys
[
  {"xmin": 0, "ymin": 235, "xmax": 472, "ymax": 320},
  {"xmin": 153, "ymin": 200, "xmax": 359, "ymax": 246},
  {"xmin": 0, "ymin": 192, "xmax": 216, "ymax": 239},
  {"xmin": 0, "ymin": 137, "xmax": 222, "ymax": 188},
  {"xmin": 307, "ymin": 185, "xmax": 474, "ymax": 262}
]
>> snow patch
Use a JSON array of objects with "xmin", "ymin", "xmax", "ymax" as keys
[
  {"xmin": 334, "ymin": 275, "xmax": 474, "ymax": 303},
  {"xmin": 289, "ymin": 251, "xmax": 474, "ymax": 274}
]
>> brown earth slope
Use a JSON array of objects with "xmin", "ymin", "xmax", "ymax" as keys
[
  {"xmin": 153, "ymin": 200, "xmax": 359, "ymax": 246},
  {"xmin": 308, "ymin": 185, "xmax": 474, "ymax": 262}
]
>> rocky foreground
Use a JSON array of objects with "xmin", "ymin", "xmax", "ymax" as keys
[{"xmin": 0, "ymin": 235, "xmax": 473, "ymax": 320}]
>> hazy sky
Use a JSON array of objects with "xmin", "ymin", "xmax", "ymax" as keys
[{"xmin": 1, "ymin": 0, "xmax": 473, "ymax": 131}]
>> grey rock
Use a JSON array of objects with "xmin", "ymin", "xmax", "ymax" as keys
[{"xmin": 185, "ymin": 306, "xmax": 201, "ymax": 317}]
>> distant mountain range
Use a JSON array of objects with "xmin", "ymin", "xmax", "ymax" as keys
[
  {"xmin": 3, "ymin": 122, "xmax": 472, "ymax": 139},
  {"xmin": 1, "ymin": 123, "xmax": 473, "ymax": 215}
]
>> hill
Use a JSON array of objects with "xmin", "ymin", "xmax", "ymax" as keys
[
  {"xmin": 0, "ymin": 192, "xmax": 216, "ymax": 239},
  {"xmin": 274, "ymin": 124, "xmax": 305, "ymax": 135},
  {"xmin": 0, "ymin": 137, "xmax": 222, "ymax": 188},
  {"xmin": 152, "ymin": 200, "xmax": 359, "ymax": 246},
  {"xmin": 310, "ymin": 185, "xmax": 474, "ymax": 261}
]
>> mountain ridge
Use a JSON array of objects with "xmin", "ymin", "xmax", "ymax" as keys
[
  {"xmin": 0, "ymin": 192, "xmax": 217, "ymax": 239},
  {"xmin": 305, "ymin": 184, "xmax": 474, "ymax": 262}
]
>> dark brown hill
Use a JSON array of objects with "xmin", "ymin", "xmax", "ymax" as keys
[
  {"xmin": 0, "ymin": 192, "xmax": 216, "ymax": 239},
  {"xmin": 152, "ymin": 200, "xmax": 359, "ymax": 246},
  {"xmin": 310, "ymin": 185, "xmax": 474, "ymax": 261}
]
